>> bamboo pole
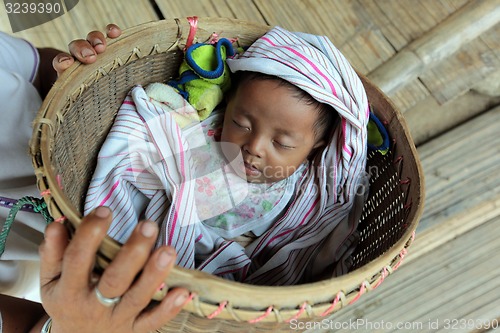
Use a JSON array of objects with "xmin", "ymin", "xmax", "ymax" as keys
[{"xmin": 368, "ymin": 0, "xmax": 500, "ymax": 95}]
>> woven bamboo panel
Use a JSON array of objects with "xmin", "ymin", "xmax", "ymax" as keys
[
  {"xmin": 253, "ymin": 0, "xmax": 395, "ymax": 73},
  {"xmin": 1, "ymin": 0, "xmax": 159, "ymax": 50},
  {"xmin": 154, "ymin": 0, "xmax": 267, "ymax": 23},
  {"xmin": 387, "ymin": 81, "xmax": 430, "ymax": 114},
  {"xmin": 362, "ymin": 0, "xmax": 468, "ymax": 50}
]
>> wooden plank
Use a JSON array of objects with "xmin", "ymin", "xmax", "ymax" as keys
[
  {"xmin": 222, "ymin": 0, "xmax": 267, "ymax": 23},
  {"xmin": 357, "ymin": 0, "xmax": 468, "ymax": 52},
  {"xmin": 154, "ymin": 0, "xmax": 266, "ymax": 23},
  {"xmin": 367, "ymin": 0, "xmax": 465, "ymax": 50},
  {"xmin": 419, "ymin": 25, "xmax": 500, "ymax": 104},
  {"xmin": 154, "ymin": 0, "xmax": 226, "ymax": 19},
  {"xmin": 253, "ymin": 0, "xmax": 395, "ymax": 74},
  {"xmin": 404, "ymin": 88, "xmax": 500, "ymax": 146},
  {"xmin": 1, "ymin": 0, "xmax": 159, "ymax": 50},
  {"xmin": 339, "ymin": 28, "xmax": 396, "ymax": 74},
  {"xmin": 407, "ymin": 194, "xmax": 500, "ymax": 267},
  {"xmin": 368, "ymin": 0, "xmax": 500, "ymax": 95},
  {"xmin": 254, "ymin": 0, "xmax": 346, "ymax": 35},
  {"xmin": 321, "ymin": 217, "xmax": 500, "ymax": 333},
  {"xmin": 388, "ymin": 79, "xmax": 430, "ymax": 113},
  {"xmin": 473, "ymin": 70, "xmax": 500, "ymax": 97},
  {"xmin": 417, "ymin": 106, "xmax": 500, "ymax": 231},
  {"xmin": 370, "ymin": 222, "xmax": 500, "ymax": 325},
  {"xmin": 353, "ymin": 0, "xmax": 408, "ymax": 51}
]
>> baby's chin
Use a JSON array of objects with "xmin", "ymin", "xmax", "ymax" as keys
[
  {"xmin": 242, "ymin": 174, "xmax": 266, "ymax": 184},
  {"xmin": 240, "ymin": 172, "xmax": 285, "ymax": 184}
]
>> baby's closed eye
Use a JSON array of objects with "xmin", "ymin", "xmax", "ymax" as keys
[
  {"xmin": 232, "ymin": 119, "xmax": 250, "ymax": 131},
  {"xmin": 273, "ymin": 140, "xmax": 295, "ymax": 149}
]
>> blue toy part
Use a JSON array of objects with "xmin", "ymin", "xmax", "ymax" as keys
[
  {"xmin": 184, "ymin": 38, "xmax": 236, "ymax": 80},
  {"xmin": 367, "ymin": 112, "xmax": 390, "ymax": 155}
]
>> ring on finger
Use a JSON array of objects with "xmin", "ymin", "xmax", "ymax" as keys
[{"xmin": 94, "ymin": 285, "xmax": 122, "ymax": 307}]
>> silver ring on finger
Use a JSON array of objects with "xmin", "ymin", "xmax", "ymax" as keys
[{"xmin": 94, "ymin": 286, "xmax": 122, "ymax": 307}]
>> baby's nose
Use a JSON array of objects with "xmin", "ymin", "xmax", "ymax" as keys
[{"xmin": 244, "ymin": 136, "xmax": 265, "ymax": 158}]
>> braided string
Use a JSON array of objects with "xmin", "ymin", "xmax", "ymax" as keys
[{"xmin": 0, "ymin": 196, "xmax": 53, "ymax": 257}]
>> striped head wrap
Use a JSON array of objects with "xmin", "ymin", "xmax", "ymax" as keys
[{"xmin": 225, "ymin": 26, "xmax": 370, "ymax": 284}]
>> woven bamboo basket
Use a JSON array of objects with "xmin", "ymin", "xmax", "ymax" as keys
[{"xmin": 30, "ymin": 17, "xmax": 424, "ymax": 332}]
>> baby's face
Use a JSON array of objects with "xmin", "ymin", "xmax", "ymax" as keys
[{"xmin": 221, "ymin": 78, "xmax": 324, "ymax": 183}]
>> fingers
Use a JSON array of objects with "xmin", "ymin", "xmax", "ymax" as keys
[
  {"xmin": 52, "ymin": 52, "xmax": 75, "ymax": 77},
  {"xmin": 67, "ymin": 31, "xmax": 107, "ymax": 64},
  {"xmin": 106, "ymin": 24, "xmax": 122, "ymax": 39},
  {"xmin": 116, "ymin": 244, "xmax": 175, "ymax": 315},
  {"xmin": 68, "ymin": 38, "xmax": 98, "ymax": 64},
  {"xmin": 127, "ymin": 245, "xmax": 190, "ymax": 332},
  {"xmin": 39, "ymin": 221, "xmax": 69, "ymax": 286},
  {"xmin": 52, "ymin": 24, "xmax": 121, "ymax": 76},
  {"xmin": 96, "ymin": 221, "xmax": 159, "ymax": 302},
  {"xmin": 70, "ymin": 25, "xmax": 122, "ymax": 63},
  {"xmin": 59, "ymin": 206, "xmax": 112, "ymax": 290},
  {"xmin": 86, "ymin": 30, "xmax": 107, "ymax": 54},
  {"xmin": 135, "ymin": 287, "xmax": 190, "ymax": 332}
]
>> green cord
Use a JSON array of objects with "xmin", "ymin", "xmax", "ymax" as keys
[{"xmin": 0, "ymin": 196, "xmax": 53, "ymax": 257}]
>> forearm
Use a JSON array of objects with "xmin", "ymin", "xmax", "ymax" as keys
[{"xmin": 0, "ymin": 294, "xmax": 46, "ymax": 333}]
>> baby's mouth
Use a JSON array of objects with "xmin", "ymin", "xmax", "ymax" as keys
[{"xmin": 244, "ymin": 162, "xmax": 261, "ymax": 176}]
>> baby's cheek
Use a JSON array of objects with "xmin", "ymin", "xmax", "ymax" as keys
[
  {"xmin": 220, "ymin": 125, "xmax": 234, "ymax": 144},
  {"xmin": 263, "ymin": 165, "xmax": 289, "ymax": 182}
]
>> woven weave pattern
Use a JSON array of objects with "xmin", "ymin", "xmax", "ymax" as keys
[{"xmin": 30, "ymin": 18, "xmax": 424, "ymax": 331}]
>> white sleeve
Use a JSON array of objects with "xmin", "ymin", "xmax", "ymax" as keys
[
  {"xmin": 0, "ymin": 32, "xmax": 39, "ymax": 83},
  {"xmin": 0, "ymin": 33, "xmax": 42, "ymax": 185},
  {"xmin": 0, "ymin": 32, "xmax": 44, "ymax": 302}
]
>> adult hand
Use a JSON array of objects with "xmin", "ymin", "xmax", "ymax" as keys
[
  {"xmin": 53, "ymin": 23, "xmax": 122, "ymax": 76},
  {"xmin": 39, "ymin": 206, "xmax": 189, "ymax": 333}
]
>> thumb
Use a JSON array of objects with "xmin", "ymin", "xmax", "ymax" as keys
[{"xmin": 52, "ymin": 52, "xmax": 75, "ymax": 77}]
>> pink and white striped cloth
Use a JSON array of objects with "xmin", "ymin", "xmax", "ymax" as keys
[{"xmin": 85, "ymin": 26, "xmax": 369, "ymax": 285}]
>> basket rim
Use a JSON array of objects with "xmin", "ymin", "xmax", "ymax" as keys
[{"xmin": 30, "ymin": 17, "xmax": 425, "ymax": 323}]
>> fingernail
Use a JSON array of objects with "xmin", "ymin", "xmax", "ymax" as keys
[
  {"xmin": 91, "ymin": 38, "xmax": 103, "ymax": 46},
  {"xmin": 157, "ymin": 248, "xmax": 174, "ymax": 269},
  {"xmin": 141, "ymin": 221, "xmax": 157, "ymax": 238},
  {"xmin": 58, "ymin": 56, "xmax": 71, "ymax": 63},
  {"xmin": 174, "ymin": 292, "xmax": 189, "ymax": 307},
  {"xmin": 94, "ymin": 206, "xmax": 111, "ymax": 218},
  {"xmin": 81, "ymin": 48, "xmax": 95, "ymax": 58}
]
